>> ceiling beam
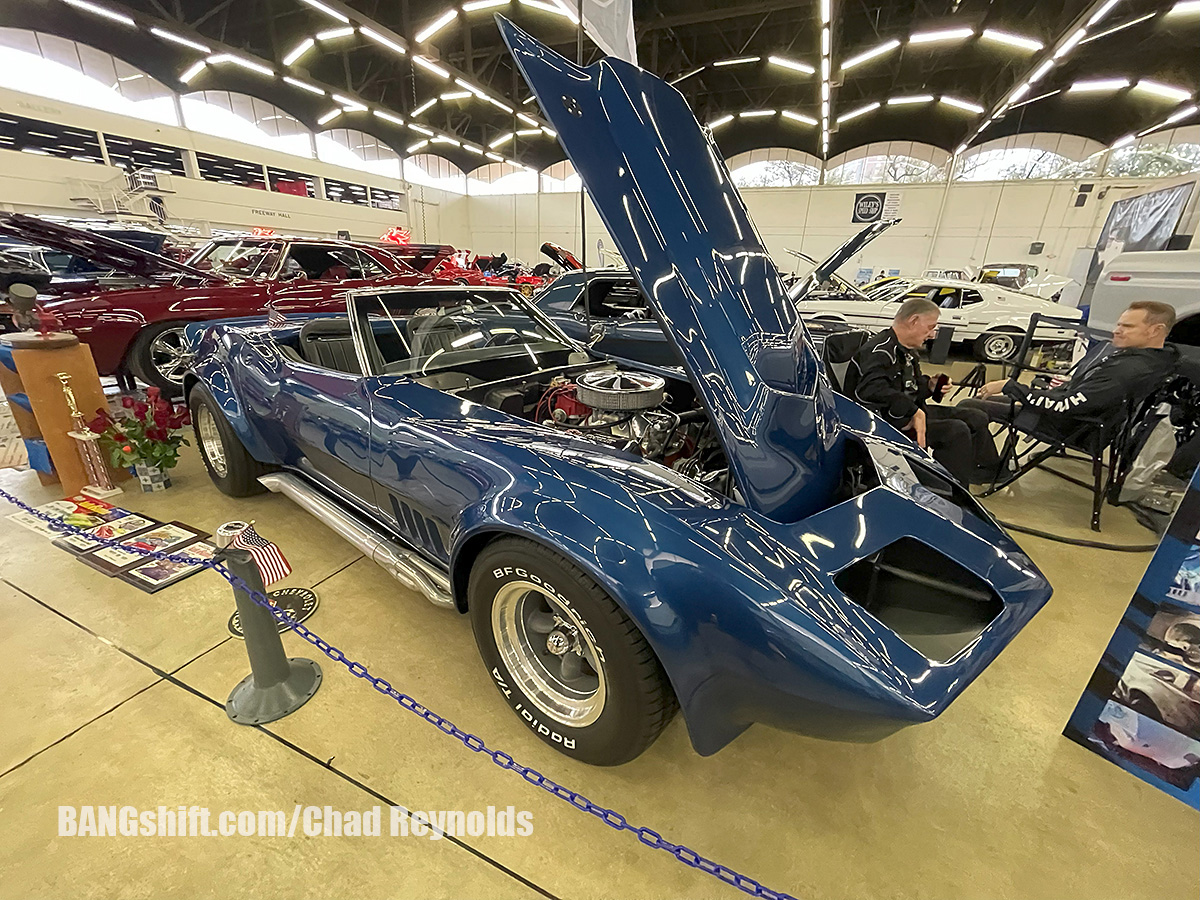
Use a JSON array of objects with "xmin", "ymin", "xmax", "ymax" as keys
[{"xmin": 638, "ymin": 0, "xmax": 803, "ymax": 34}]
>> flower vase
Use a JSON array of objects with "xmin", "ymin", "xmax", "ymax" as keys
[{"xmin": 132, "ymin": 463, "xmax": 172, "ymax": 493}]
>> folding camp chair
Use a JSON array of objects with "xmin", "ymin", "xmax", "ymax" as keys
[{"xmin": 821, "ymin": 329, "xmax": 870, "ymax": 393}]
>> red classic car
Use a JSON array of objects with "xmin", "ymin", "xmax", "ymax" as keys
[
  {"xmin": 0, "ymin": 214, "xmax": 437, "ymax": 392},
  {"xmin": 381, "ymin": 243, "xmax": 549, "ymax": 295}
]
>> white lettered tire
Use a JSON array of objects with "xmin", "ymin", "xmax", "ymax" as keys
[{"xmin": 469, "ymin": 537, "xmax": 676, "ymax": 765}]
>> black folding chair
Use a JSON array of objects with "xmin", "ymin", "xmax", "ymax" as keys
[
  {"xmin": 821, "ymin": 329, "xmax": 870, "ymax": 393},
  {"xmin": 979, "ymin": 313, "xmax": 1172, "ymax": 531}
]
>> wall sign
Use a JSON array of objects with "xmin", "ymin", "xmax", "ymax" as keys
[
  {"xmin": 1064, "ymin": 464, "xmax": 1200, "ymax": 809},
  {"xmin": 852, "ymin": 191, "xmax": 901, "ymax": 223}
]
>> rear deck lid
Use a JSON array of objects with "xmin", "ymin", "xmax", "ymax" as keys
[{"xmin": 499, "ymin": 18, "xmax": 842, "ymax": 521}]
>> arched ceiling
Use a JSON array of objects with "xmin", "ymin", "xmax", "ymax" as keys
[{"xmin": 3, "ymin": 0, "xmax": 1196, "ymax": 172}]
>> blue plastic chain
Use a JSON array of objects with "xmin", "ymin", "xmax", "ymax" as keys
[{"xmin": 0, "ymin": 486, "xmax": 800, "ymax": 900}]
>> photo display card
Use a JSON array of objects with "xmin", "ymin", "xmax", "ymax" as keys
[
  {"xmin": 53, "ymin": 514, "xmax": 159, "ymax": 555},
  {"xmin": 78, "ymin": 522, "xmax": 210, "ymax": 577},
  {"xmin": 120, "ymin": 541, "xmax": 217, "ymax": 594},
  {"xmin": 1064, "ymin": 465, "xmax": 1200, "ymax": 809},
  {"xmin": 7, "ymin": 495, "xmax": 132, "ymax": 540}
]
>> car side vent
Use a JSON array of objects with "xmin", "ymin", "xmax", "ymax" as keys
[
  {"xmin": 834, "ymin": 537, "xmax": 1004, "ymax": 662},
  {"xmin": 388, "ymin": 495, "xmax": 448, "ymax": 562}
]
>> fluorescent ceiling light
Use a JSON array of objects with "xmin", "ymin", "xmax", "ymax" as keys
[
  {"xmin": 284, "ymin": 76, "xmax": 325, "ymax": 95},
  {"xmin": 1053, "ymin": 28, "xmax": 1086, "ymax": 59},
  {"xmin": 283, "ymin": 38, "xmax": 315, "ymax": 66},
  {"xmin": 411, "ymin": 99, "xmax": 437, "ymax": 116},
  {"xmin": 441, "ymin": 91, "xmax": 472, "ymax": 100},
  {"xmin": 837, "ymin": 102, "xmax": 879, "ymax": 123},
  {"xmin": 1027, "ymin": 59, "xmax": 1055, "ymax": 85},
  {"xmin": 432, "ymin": 136, "xmax": 461, "ymax": 146},
  {"xmin": 980, "ymin": 29, "xmax": 1043, "ymax": 52},
  {"xmin": 488, "ymin": 132, "xmax": 515, "ymax": 147},
  {"xmin": 1087, "ymin": 0, "xmax": 1123, "ymax": 27},
  {"xmin": 1134, "ymin": 80, "xmax": 1193, "ymax": 101},
  {"xmin": 767, "ymin": 56, "xmax": 815, "ymax": 74},
  {"xmin": 317, "ymin": 109, "xmax": 342, "ymax": 126},
  {"xmin": 317, "ymin": 26, "xmax": 355, "ymax": 40},
  {"xmin": 516, "ymin": 128, "xmax": 541, "ymax": 136},
  {"xmin": 454, "ymin": 78, "xmax": 485, "ymax": 96},
  {"xmin": 940, "ymin": 96, "xmax": 985, "ymax": 113},
  {"xmin": 909, "ymin": 28, "xmax": 974, "ymax": 44},
  {"xmin": 62, "ymin": 0, "xmax": 135, "ymax": 27},
  {"xmin": 416, "ymin": 10, "xmax": 459, "ymax": 43},
  {"xmin": 670, "ymin": 67, "xmax": 705, "ymax": 84},
  {"xmin": 361, "ymin": 27, "xmax": 407, "ymax": 55},
  {"xmin": 541, "ymin": 127, "xmax": 557, "ymax": 137},
  {"xmin": 299, "ymin": 0, "xmax": 349, "ymax": 24},
  {"xmin": 332, "ymin": 93, "xmax": 366, "ymax": 110},
  {"xmin": 1008, "ymin": 83, "xmax": 1031, "ymax": 103},
  {"xmin": 488, "ymin": 97, "xmax": 515, "ymax": 113},
  {"xmin": 1165, "ymin": 104, "xmax": 1199, "ymax": 124},
  {"xmin": 1080, "ymin": 12, "xmax": 1156, "ymax": 43},
  {"xmin": 463, "ymin": 144, "xmax": 484, "ymax": 154},
  {"xmin": 1068, "ymin": 78, "xmax": 1130, "ymax": 92},
  {"xmin": 707, "ymin": 114, "xmax": 734, "ymax": 128},
  {"xmin": 821, "ymin": 99, "xmax": 830, "ymax": 117},
  {"xmin": 484, "ymin": 152, "xmax": 504, "ymax": 161},
  {"xmin": 180, "ymin": 60, "xmax": 207, "ymax": 84},
  {"xmin": 887, "ymin": 94, "xmax": 934, "ymax": 105},
  {"xmin": 1010, "ymin": 88, "xmax": 1061, "ymax": 109},
  {"xmin": 713, "ymin": 56, "xmax": 760, "ymax": 67},
  {"xmin": 413, "ymin": 57, "xmax": 450, "ymax": 79},
  {"xmin": 464, "ymin": 0, "xmax": 508, "ymax": 10},
  {"xmin": 821, "ymin": 82, "xmax": 830, "ymax": 101},
  {"xmin": 781, "ymin": 110, "xmax": 817, "ymax": 125},
  {"xmin": 372, "ymin": 109, "xmax": 405, "ymax": 125},
  {"xmin": 407, "ymin": 140, "xmax": 429, "ymax": 153},
  {"xmin": 213, "ymin": 54, "xmax": 275, "ymax": 77},
  {"xmin": 820, "ymin": 0, "xmax": 830, "ymax": 25},
  {"xmin": 517, "ymin": 113, "xmax": 539, "ymax": 127},
  {"xmin": 1168, "ymin": 0, "xmax": 1200, "ymax": 14},
  {"xmin": 739, "ymin": 109, "xmax": 776, "ymax": 118},
  {"xmin": 841, "ymin": 39, "xmax": 900, "ymax": 71},
  {"xmin": 408, "ymin": 124, "xmax": 434, "ymax": 136},
  {"xmin": 150, "ymin": 27, "xmax": 211, "ymax": 53},
  {"xmin": 822, "ymin": 27, "xmax": 830, "ymax": 56},
  {"xmin": 956, "ymin": 143, "xmax": 968, "ymax": 155},
  {"xmin": 1111, "ymin": 133, "xmax": 1135, "ymax": 149},
  {"xmin": 821, "ymin": 57, "xmax": 830, "ymax": 79},
  {"xmin": 520, "ymin": 0, "xmax": 578, "ymax": 23}
]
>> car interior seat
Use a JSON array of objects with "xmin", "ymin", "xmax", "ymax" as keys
[
  {"xmin": 406, "ymin": 315, "xmax": 463, "ymax": 362},
  {"xmin": 298, "ymin": 318, "xmax": 360, "ymax": 374}
]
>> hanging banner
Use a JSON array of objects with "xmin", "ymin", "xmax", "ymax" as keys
[
  {"xmin": 579, "ymin": 0, "xmax": 637, "ymax": 65},
  {"xmin": 1064, "ymin": 464, "xmax": 1200, "ymax": 809}
]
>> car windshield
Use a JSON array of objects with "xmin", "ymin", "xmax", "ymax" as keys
[
  {"xmin": 188, "ymin": 240, "xmax": 281, "ymax": 278},
  {"xmin": 351, "ymin": 287, "xmax": 578, "ymax": 378},
  {"xmin": 866, "ymin": 280, "xmax": 912, "ymax": 300}
]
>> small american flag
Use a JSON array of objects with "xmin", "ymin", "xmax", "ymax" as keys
[
  {"xmin": 265, "ymin": 301, "xmax": 286, "ymax": 329},
  {"xmin": 231, "ymin": 523, "xmax": 292, "ymax": 588}
]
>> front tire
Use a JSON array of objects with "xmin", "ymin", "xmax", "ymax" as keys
[
  {"xmin": 469, "ymin": 537, "xmax": 676, "ymax": 765},
  {"xmin": 973, "ymin": 330, "xmax": 1020, "ymax": 362},
  {"xmin": 129, "ymin": 321, "xmax": 191, "ymax": 396},
  {"xmin": 189, "ymin": 384, "xmax": 267, "ymax": 496}
]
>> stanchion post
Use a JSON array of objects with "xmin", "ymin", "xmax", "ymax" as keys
[{"xmin": 215, "ymin": 521, "xmax": 321, "ymax": 725}]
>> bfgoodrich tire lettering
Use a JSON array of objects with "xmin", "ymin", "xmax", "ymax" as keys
[
  {"xmin": 188, "ymin": 384, "xmax": 268, "ymax": 496},
  {"xmin": 469, "ymin": 537, "xmax": 676, "ymax": 766}
]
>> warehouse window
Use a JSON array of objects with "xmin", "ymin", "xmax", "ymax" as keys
[
  {"xmin": 955, "ymin": 133, "xmax": 1104, "ymax": 181},
  {"xmin": 195, "ymin": 152, "xmax": 267, "ymax": 188},
  {"xmin": 0, "ymin": 28, "xmax": 178, "ymax": 126},
  {"xmin": 323, "ymin": 178, "xmax": 371, "ymax": 206},
  {"xmin": 727, "ymin": 149, "xmax": 820, "ymax": 187},
  {"xmin": 183, "ymin": 91, "xmax": 313, "ymax": 158},
  {"xmin": 1104, "ymin": 126, "xmax": 1200, "ymax": 178},
  {"xmin": 370, "ymin": 187, "xmax": 405, "ymax": 211},
  {"xmin": 467, "ymin": 162, "xmax": 538, "ymax": 195},
  {"xmin": 265, "ymin": 165, "xmax": 316, "ymax": 198},
  {"xmin": 317, "ymin": 129, "xmax": 402, "ymax": 178},
  {"xmin": 825, "ymin": 141, "xmax": 949, "ymax": 185},
  {"xmin": 0, "ymin": 112, "xmax": 104, "ymax": 164},
  {"xmin": 103, "ymin": 134, "xmax": 187, "ymax": 177},
  {"xmin": 403, "ymin": 154, "xmax": 466, "ymax": 194},
  {"xmin": 540, "ymin": 160, "xmax": 581, "ymax": 193}
]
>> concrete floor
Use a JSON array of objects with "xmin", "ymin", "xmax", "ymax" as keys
[{"xmin": 1, "ymin": 433, "xmax": 1197, "ymax": 899}]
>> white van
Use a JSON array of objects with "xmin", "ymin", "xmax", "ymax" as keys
[{"xmin": 1088, "ymin": 249, "xmax": 1200, "ymax": 343}]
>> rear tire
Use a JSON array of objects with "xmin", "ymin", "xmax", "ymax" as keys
[
  {"xmin": 129, "ymin": 321, "xmax": 191, "ymax": 396},
  {"xmin": 469, "ymin": 537, "xmax": 676, "ymax": 765},
  {"xmin": 973, "ymin": 330, "xmax": 1020, "ymax": 362},
  {"xmin": 189, "ymin": 384, "xmax": 267, "ymax": 496}
]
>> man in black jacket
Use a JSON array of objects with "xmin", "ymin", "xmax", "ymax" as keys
[
  {"xmin": 960, "ymin": 301, "xmax": 1179, "ymax": 438},
  {"xmin": 844, "ymin": 297, "xmax": 994, "ymax": 485}
]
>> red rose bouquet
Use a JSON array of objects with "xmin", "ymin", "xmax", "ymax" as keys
[{"xmin": 88, "ymin": 387, "xmax": 191, "ymax": 471}]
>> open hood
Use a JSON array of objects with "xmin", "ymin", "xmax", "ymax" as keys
[
  {"xmin": 499, "ymin": 19, "xmax": 842, "ymax": 521},
  {"xmin": 785, "ymin": 248, "xmax": 871, "ymax": 300},
  {"xmin": 0, "ymin": 214, "xmax": 223, "ymax": 284},
  {"xmin": 786, "ymin": 218, "xmax": 899, "ymax": 302},
  {"xmin": 540, "ymin": 241, "xmax": 582, "ymax": 270}
]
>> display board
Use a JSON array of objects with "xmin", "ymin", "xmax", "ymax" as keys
[{"xmin": 1064, "ymin": 465, "xmax": 1200, "ymax": 809}]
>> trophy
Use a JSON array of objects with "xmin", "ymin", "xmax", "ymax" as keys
[{"xmin": 58, "ymin": 372, "xmax": 123, "ymax": 498}]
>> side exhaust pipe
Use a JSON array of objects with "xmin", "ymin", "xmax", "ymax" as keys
[{"xmin": 258, "ymin": 473, "xmax": 454, "ymax": 610}]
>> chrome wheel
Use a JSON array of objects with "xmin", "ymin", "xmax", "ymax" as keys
[
  {"xmin": 196, "ymin": 404, "xmax": 228, "ymax": 478},
  {"xmin": 982, "ymin": 333, "xmax": 1017, "ymax": 361},
  {"xmin": 491, "ymin": 580, "xmax": 606, "ymax": 727},
  {"xmin": 149, "ymin": 327, "xmax": 190, "ymax": 385}
]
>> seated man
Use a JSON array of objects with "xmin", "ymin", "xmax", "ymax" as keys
[
  {"xmin": 844, "ymin": 297, "xmax": 996, "ymax": 486},
  {"xmin": 960, "ymin": 301, "xmax": 1180, "ymax": 438}
]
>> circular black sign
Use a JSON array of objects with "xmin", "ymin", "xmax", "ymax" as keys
[
  {"xmin": 228, "ymin": 587, "xmax": 319, "ymax": 639},
  {"xmin": 855, "ymin": 195, "xmax": 883, "ymax": 220}
]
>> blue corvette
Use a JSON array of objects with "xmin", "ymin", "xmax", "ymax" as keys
[{"xmin": 184, "ymin": 22, "xmax": 1051, "ymax": 765}]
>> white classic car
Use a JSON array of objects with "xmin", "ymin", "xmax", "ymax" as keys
[{"xmin": 791, "ymin": 275, "xmax": 1083, "ymax": 361}]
